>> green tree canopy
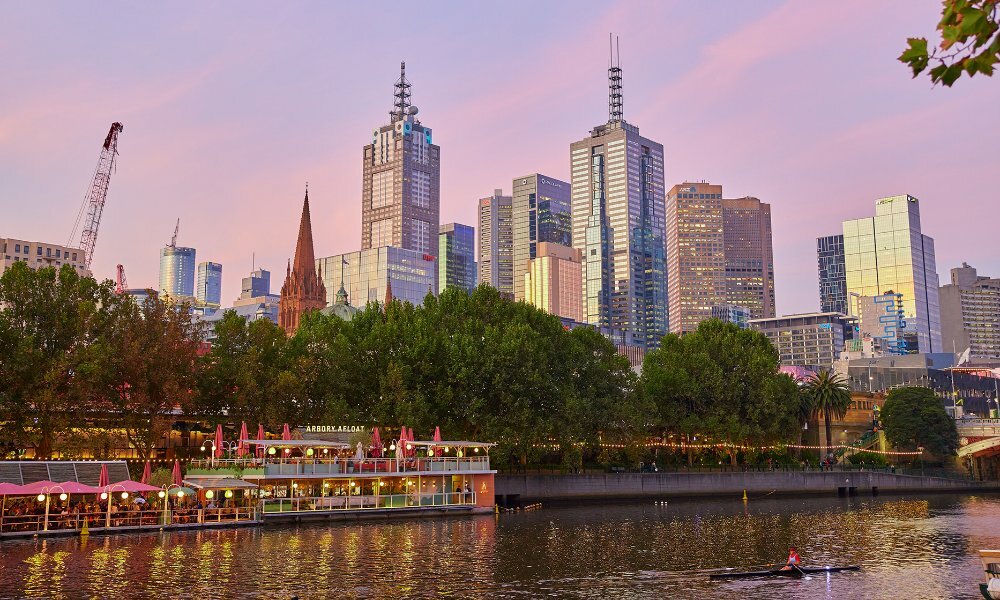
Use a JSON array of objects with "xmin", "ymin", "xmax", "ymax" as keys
[
  {"xmin": 801, "ymin": 370, "xmax": 852, "ymax": 454},
  {"xmin": 881, "ymin": 386, "xmax": 959, "ymax": 457},
  {"xmin": 900, "ymin": 0, "xmax": 1000, "ymax": 86}
]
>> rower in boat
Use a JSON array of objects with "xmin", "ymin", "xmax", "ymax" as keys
[{"xmin": 779, "ymin": 547, "xmax": 802, "ymax": 571}]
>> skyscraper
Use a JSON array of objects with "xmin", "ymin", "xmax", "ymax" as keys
[
  {"xmin": 438, "ymin": 222, "xmax": 476, "ymax": 294},
  {"xmin": 722, "ymin": 196, "xmax": 776, "ymax": 320},
  {"xmin": 361, "ymin": 62, "xmax": 440, "ymax": 255},
  {"xmin": 159, "ymin": 244, "xmax": 196, "ymax": 300},
  {"xmin": 512, "ymin": 174, "xmax": 571, "ymax": 301},
  {"xmin": 279, "ymin": 187, "xmax": 327, "ymax": 334},
  {"xmin": 233, "ymin": 267, "xmax": 279, "ymax": 324},
  {"xmin": 570, "ymin": 41, "xmax": 666, "ymax": 348},
  {"xmin": 317, "ymin": 247, "xmax": 436, "ymax": 308},
  {"xmin": 843, "ymin": 194, "xmax": 941, "ymax": 353},
  {"xmin": 240, "ymin": 268, "xmax": 271, "ymax": 299},
  {"xmin": 478, "ymin": 190, "xmax": 513, "ymax": 297},
  {"xmin": 196, "ymin": 261, "xmax": 223, "ymax": 307},
  {"xmin": 939, "ymin": 263, "xmax": 1000, "ymax": 360},
  {"xmin": 666, "ymin": 182, "xmax": 725, "ymax": 335},
  {"xmin": 817, "ymin": 234, "xmax": 848, "ymax": 314},
  {"xmin": 524, "ymin": 242, "xmax": 583, "ymax": 322}
]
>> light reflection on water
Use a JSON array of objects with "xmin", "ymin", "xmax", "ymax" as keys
[{"xmin": 2, "ymin": 494, "xmax": 999, "ymax": 599}]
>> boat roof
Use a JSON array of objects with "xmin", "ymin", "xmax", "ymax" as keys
[
  {"xmin": 243, "ymin": 439, "xmax": 352, "ymax": 449},
  {"xmin": 404, "ymin": 441, "xmax": 496, "ymax": 448},
  {"xmin": 184, "ymin": 476, "xmax": 259, "ymax": 490}
]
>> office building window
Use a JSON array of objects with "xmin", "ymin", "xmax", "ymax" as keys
[
  {"xmin": 371, "ymin": 171, "xmax": 394, "ymax": 209},
  {"xmin": 412, "ymin": 171, "xmax": 431, "ymax": 209},
  {"xmin": 371, "ymin": 219, "xmax": 393, "ymax": 247}
]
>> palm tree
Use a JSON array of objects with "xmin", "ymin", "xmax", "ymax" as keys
[{"xmin": 803, "ymin": 370, "xmax": 852, "ymax": 458}]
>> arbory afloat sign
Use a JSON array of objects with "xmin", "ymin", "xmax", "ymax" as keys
[{"xmin": 301, "ymin": 425, "xmax": 368, "ymax": 433}]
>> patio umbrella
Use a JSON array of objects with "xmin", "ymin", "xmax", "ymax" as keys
[
  {"xmin": 110, "ymin": 480, "xmax": 161, "ymax": 493},
  {"xmin": 237, "ymin": 421, "xmax": 249, "ymax": 457},
  {"xmin": 371, "ymin": 427, "xmax": 382, "ymax": 458},
  {"xmin": 58, "ymin": 481, "xmax": 101, "ymax": 494},
  {"xmin": 256, "ymin": 423, "xmax": 265, "ymax": 458},
  {"xmin": 282, "ymin": 423, "xmax": 292, "ymax": 440},
  {"xmin": 0, "ymin": 482, "xmax": 27, "ymax": 495},
  {"xmin": 408, "ymin": 428, "xmax": 415, "ymax": 456},
  {"xmin": 433, "ymin": 426, "xmax": 442, "ymax": 443},
  {"xmin": 214, "ymin": 423, "xmax": 224, "ymax": 459},
  {"xmin": 98, "ymin": 464, "xmax": 109, "ymax": 488},
  {"xmin": 19, "ymin": 480, "xmax": 61, "ymax": 495},
  {"xmin": 355, "ymin": 442, "xmax": 364, "ymax": 460},
  {"xmin": 140, "ymin": 461, "xmax": 152, "ymax": 485},
  {"xmin": 172, "ymin": 460, "xmax": 183, "ymax": 486}
]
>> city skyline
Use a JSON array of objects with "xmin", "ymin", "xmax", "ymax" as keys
[{"xmin": 2, "ymin": 1, "xmax": 999, "ymax": 315}]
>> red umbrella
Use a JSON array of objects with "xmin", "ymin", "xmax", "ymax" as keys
[
  {"xmin": 408, "ymin": 428, "xmax": 415, "ymax": 456},
  {"xmin": 172, "ymin": 460, "xmax": 183, "ymax": 486},
  {"xmin": 237, "ymin": 421, "xmax": 249, "ymax": 458},
  {"xmin": 214, "ymin": 424, "xmax": 224, "ymax": 458},
  {"xmin": 58, "ymin": 481, "xmax": 102, "ymax": 494},
  {"xmin": 140, "ymin": 461, "xmax": 152, "ymax": 485},
  {"xmin": 433, "ymin": 426, "xmax": 442, "ymax": 442},
  {"xmin": 371, "ymin": 427, "xmax": 382, "ymax": 458},
  {"xmin": 109, "ymin": 480, "xmax": 162, "ymax": 493},
  {"xmin": 282, "ymin": 423, "xmax": 292, "ymax": 440},
  {"xmin": 256, "ymin": 424, "xmax": 265, "ymax": 458},
  {"xmin": 98, "ymin": 464, "xmax": 109, "ymax": 488}
]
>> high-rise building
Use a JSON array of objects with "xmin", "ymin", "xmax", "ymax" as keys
[
  {"xmin": 317, "ymin": 247, "xmax": 436, "ymax": 308},
  {"xmin": 570, "ymin": 44, "xmax": 667, "ymax": 348},
  {"xmin": 438, "ymin": 223, "xmax": 476, "ymax": 294},
  {"xmin": 1, "ymin": 238, "xmax": 91, "ymax": 278},
  {"xmin": 666, "ymin": 182, "xmax": 726, "ymax": 334},
  {"xmin": 524, "ymin": 242, "xmax": 582, "ymax": 322},
  {"xmin": 817, "ymin": 234, "xmax": 848, "ymax": 314},
  {"xmin": 361, "ymin": 62, "xmax": 439, "ymax": 255},
  {"xmin": 232, "ymin": 267, "xmax": 279, "ymax": 324},
  {"xmin": 241, "ymin": 268, "xmax": 271, "ymax": 299},
  {"xmin": 843, "ymin": 194, "xmax": 941, "ymax": 353},
  {"xmin": 722, "ymin": 196, "xmax": 775, "ymax": 319},
  {"xmin": 279, "ymin": 187, "xmax": 327, "ymax": 334},
  {"xmin": 858, "ymin": 292, "xmax": 907, "ymax": 354},
  {"xmin": 939, "ymin": 263, "xmax": 1000, "ymax": 360},
  {"xmin": 159, "ymin": 243, "xmax": 196, "ymax": 300},
  {"xmin": 477, "ymin": 190, "xmax": 513, "ymax": 297},
  {"xmin": 711, "ymin": 303, "xmax": 751, "ymax": 329},
  {"xmin": 196, "ymin": 261, "xmax": 223, "ymax": 307},
  {"xmin": 512, "ymin": 174, "xmax": 571, "ymax": 301}
]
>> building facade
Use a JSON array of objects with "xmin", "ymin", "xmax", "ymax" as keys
[
  {"xmin": 817, "ymin": 234, "xmax": 848, "ymax": 314},
  {"xmin": 1, "ymin": 238, "xmax": 91, "ymax": 278},
  {"xmin": 711, "ymin": 303, "xmax": 751, "ymax": 329},
  {"xmin": 232, "ymin": 268, "xmax": 279, "ymax": 324},
  {"xmin": 477, "ymin": 190, "xmax": 513, "ymax": 297},
  {"xmin": 524, "ymin": 242, "xmax": 583, "ymax": 322},
  {"xmin": 570, "ymin": 56, "xmax": 666, "ymax": 348},
  {"xmin": 843, "ymin": 194, "xmax": 941, "ymax": 353},
  {"xmin": 858, "ymin": 292, "xmax": 907, "ymax": 354},
  {"xmin": 722, "ymin": 196, "xmax": 776, "ymax": 319},
  {"xmin": 317, "ymin": 246, "xmax": 436, "ymax": 308},
  {"xmin": 361, "ymin": 63, "xmax": 439, "ymax": 256},
  {"xmin": 665, "ymin": 182, "xmax": 726, "ymax": 334},
  {"xmin": 438, "ymin": 222, "xmax": 476, "ymax": 294},
  {"xmin": 279, "ymin": 189, "xmax": 327, "ymax": 334},
  {"xmin": 749, "ymin": 312, "xmax": 857, "ymax": 368},
  {"xmin": 512, "ymin": 174, "xmax": 571, "ymax": 301},
  {"xmin": 159, "ymin": 245, "xmax": 196, "ymax": 300},
  {"xmin": 940, "ymin": 263, "xmax": 1000, "ymax": 360},
  {"xmin": 196, "ymin": 261, "xmax": 223, "ymax": 307}
]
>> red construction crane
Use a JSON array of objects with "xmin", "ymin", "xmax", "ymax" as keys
[
  {"xmin": 115, "ymin": 264, "xmax": 128, "ymax": 295},
  {"xmin": 68, "ymin": 122, "xmax": 123, "ymax": 269}
]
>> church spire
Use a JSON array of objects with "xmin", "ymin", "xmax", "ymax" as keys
[
  {"xmin": 279, "ymin": 184, "xmax": 327, "ymax": 334},
  {"xmin": 292, "ymin": 185, "xmax": 316, "ymax": 274}
]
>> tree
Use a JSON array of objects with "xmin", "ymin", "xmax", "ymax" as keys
[
  {"xmin": 802, "ymin": 370, "xmax": 852, "ymax": 454},
  {"xmin": 0, "ymin": 263, "xmax": 115, "ymax": 457},
  {"xmin": 900, "ymin": 0, "xmax": 1000, "ymax": 86},
  {"xmin": 91, "ymin": 293, "xmax": 203, "ymax": 460},
  {"xmin": 881, "ymin": 386, "xmax": 959, "ymax": 457},
  {"xmin": 641, "ymin": 320, "xmax": 800, "ymax": 464}
]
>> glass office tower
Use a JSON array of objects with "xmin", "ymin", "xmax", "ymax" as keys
[
  {"xmin": 512, "ymin": 174, "xmax": 571, "ymax": 301},
  {"xmin": 817, "ymin": 234, "xmax": 848, "ymax": 314},
  {"xmin": 438, "ymin": 223, "xmax": 476, "ymax": 293},
  {"xmin": 843, "ymin": 195, "xmax": 941, "ymax": 353},
  {"xmin": 196, "ymin": 261, "xmax": 223, "ymax": 307},
  {"xmin": 159, "ymin": 245, "xmax": 196, "ymax": 299}
]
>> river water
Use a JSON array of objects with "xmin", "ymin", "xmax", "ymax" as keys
[{"xmin": 1, "ymin": 493, "xmax": 998, "ymax": 599}]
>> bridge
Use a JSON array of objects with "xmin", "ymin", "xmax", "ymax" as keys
[{"xmin": 956, "ymin": 419, "xmax": 1000, "ymax": 479}]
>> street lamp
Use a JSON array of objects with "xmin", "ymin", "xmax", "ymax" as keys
[
  {"xmin": 200, "ymin": 440, "xmax": 238, "ymax": 464},
  {"xmin": 160, "ymin": 483, "xmax": 185, "ymax": 526},
  {"xmin": 103, "ymin": 483, "xmax": 127, "ymax": 529},
  {"xmin": 917, "ymin": 446, "xmax": 925, "ymax": 477}
]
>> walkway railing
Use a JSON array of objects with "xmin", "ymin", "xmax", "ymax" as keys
[
  {"xmin": 261, "ymin": 492, "xmax": 477, "ymax": 514},
  {"xmin": 0, "ymin": 506, "xmax": 259, "ymax": 535}
]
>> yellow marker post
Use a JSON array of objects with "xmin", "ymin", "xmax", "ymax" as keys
[
  {"xmin": 742, "ymin": 489, "xmax": 748, "ymax": 502},
  {"xmin": 80, "ymin": 518, "xmax": 89, "ymax": 536}
]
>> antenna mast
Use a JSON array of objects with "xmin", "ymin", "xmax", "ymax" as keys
[
  {"xmin": 608, "ymin": 35, "xmax": 623, "ymax": 123},
  {"xmin": 391, "ymin": 61, "xmax": 412, "ymax": 121}
]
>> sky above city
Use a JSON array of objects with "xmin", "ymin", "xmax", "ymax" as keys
[{"xmin": 2, "ymin": 1, "xmax": 998, "ymax": 315}]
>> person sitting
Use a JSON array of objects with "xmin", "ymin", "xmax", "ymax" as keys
[{"xmin": 780, "ymin": 547, "xmax": 802, "ymax": 571}]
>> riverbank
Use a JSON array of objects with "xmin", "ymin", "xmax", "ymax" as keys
[{"xmin": 494, "ymin": 471, "xmax": 1000, "ymax": 504}]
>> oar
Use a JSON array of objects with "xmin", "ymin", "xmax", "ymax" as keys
[{"xmin": 792, "ymin": 564, "xmax": 807, "ymax": 577}]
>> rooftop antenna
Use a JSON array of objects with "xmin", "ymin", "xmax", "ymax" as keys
[
  {"xmin": 608, "ymin": 34, "xmax": 623, "ymax": 123},
  {"xmin": 391, "ymin": 61, "xmax": 411, "ymax": 122}
]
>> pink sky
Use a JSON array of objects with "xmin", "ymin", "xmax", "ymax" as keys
[{"xmin": 2, "ymin": 1, "xmax": 997, "ymax": 315}]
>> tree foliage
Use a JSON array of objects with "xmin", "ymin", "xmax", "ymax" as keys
[
  {"xmin": 900, "ymin": 0, "xmax": 1000, "ymax": 86},
  {"xmin": 801, "ymin": 370, "xmax": 852, "ymax": 453},
  {"xmin": 640, "ymin": 319, "xmax": 800, "ymax": 462},
  {"xmin": 881, "ymin": 386, "xmax": 959, "ymax": 457}
]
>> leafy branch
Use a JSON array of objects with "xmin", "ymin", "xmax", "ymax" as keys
[{"xmin": 900, "ymin": 0, "xmax": 1000, "ymax": 86}]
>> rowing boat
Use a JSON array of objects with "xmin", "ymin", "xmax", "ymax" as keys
[{"xmin": 709, "ymin": 566, "xmax": 861, "ymax": 580}]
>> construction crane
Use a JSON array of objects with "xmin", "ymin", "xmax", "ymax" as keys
[
  {"xmin": 115, "ymin": 264, "xmax": 128, "ymax": 295},
  {"xmin": 170, "ymin": 218, "xmax": 180, "ymax": 247},
  {"xmin": 68, "ymin": 122, "xmax": 124, "ymax": 269}
]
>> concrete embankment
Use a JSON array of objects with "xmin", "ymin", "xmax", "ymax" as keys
[{"xmin": 494, "ymin": 472, "xmax": 1000, "ymax": 504}]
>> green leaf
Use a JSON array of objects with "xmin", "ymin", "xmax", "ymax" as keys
[
  {"xmin": 958, "ymin": 7, "xmax": 986, "ymax": 37},
  {"xmin": 900, "ymin": 37, "xmax": 929, "ymax": 62},
  {"xmin": 941, "ymin": 63, "xmax": 964, "ymax": 85}
]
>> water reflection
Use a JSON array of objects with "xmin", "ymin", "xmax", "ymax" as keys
[{"xmin": 1, "ymin": 495, "xmax": 998, "ymax": 598}]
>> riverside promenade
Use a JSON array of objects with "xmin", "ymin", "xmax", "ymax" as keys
[{"xmin": 494, "ymin": 470, "xmax": 1000, "ymax": 505}]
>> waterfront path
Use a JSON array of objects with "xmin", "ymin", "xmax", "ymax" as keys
[{"xmin": 495, "ymin": 470, "xmax": 999, "ymax": 504}]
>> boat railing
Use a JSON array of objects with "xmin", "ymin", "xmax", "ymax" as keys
[
  {"xmin": 260, "ymin": 491, "xmax": 477, "ymax": 514},
  {"xmin": 189, "ymin": 456, "xmax": 491, "ymax": 475},
  {"xmin": 0, "ymin": 506, "xmax": 260, "ymax": 535}
]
